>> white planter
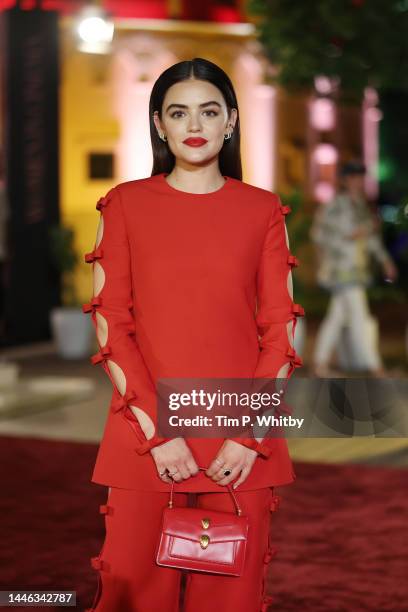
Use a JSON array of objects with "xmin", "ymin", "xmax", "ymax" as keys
[
  {"xmin": 50, "ymin": 307, "xmax": 93, "ymax": 359},
  {"xmin": 0, "ymin": 361, "xmax": 20, "ymax": 388}
]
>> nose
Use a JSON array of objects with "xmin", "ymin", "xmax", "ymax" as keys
[{"xmin": 187, "ymin": 112, "xmax": 203, "ymax": 132}]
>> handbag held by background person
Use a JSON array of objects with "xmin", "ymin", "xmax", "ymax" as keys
[{"xmin": 156, "ymin": 467, "xmax": 249, "ymax": 576}]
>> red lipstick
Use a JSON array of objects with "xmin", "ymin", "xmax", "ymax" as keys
[{"xmin": 183, "ymin": 137, "xmax": 208, "ymax": 147}]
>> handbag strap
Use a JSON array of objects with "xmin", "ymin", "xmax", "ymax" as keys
[{"xmin": 168, "ymin": 466, "xmax": 243, "ymax": 516}]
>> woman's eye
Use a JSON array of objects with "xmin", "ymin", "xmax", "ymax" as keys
[{"xmin": 170, "ymin": 110, "xmax": 218, "ymax": 118}]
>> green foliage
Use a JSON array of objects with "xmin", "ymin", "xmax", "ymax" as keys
[
  {"xmin": 49, "ymin": 225, "xmax": 80, "ymax": 307},
  {"xmin": 248, "ymin": 0, "xmax": 408, "ymax": 97},
  {"xmin": 49, "ymin": 225, "xmax": 78, "ymax": 274},
  {"xmin": 279, "ymin": 188, "xmax": 311, "ymax": 246},
  {"xmin": 367, "ymin": 283, "xmax": 407, "ymax": 304}
]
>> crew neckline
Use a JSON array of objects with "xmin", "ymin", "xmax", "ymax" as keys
[{"xmin": 159, "ymin": 172, "xmax": 230, "ymax": 196}]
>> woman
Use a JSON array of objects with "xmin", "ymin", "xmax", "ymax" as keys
[{"xmin": 84, "ymin": 58, "xmax": 303, "ymax": 612}]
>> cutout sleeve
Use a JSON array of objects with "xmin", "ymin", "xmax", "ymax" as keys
[
  {"xmin": 229, "ymin": 195, "xmax": 304, "ymax": 458},
  {"xmin": 83, "ymin": 186, "xmax": 170, "ymax": 454}
]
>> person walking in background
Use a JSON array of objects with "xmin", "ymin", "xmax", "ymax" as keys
[{"xmin": 311, "ymin": 160, "xmax": 398, "ymax": 378}]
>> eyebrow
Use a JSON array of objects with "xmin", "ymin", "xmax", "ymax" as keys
[{"xmin": 165, "ymin": 101, "xmax": 222, "ymax": 113}]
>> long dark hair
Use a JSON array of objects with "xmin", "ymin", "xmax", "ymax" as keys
[{"xmin": 149, "ymin": 58, "xmax": 242, "ymax": 180}]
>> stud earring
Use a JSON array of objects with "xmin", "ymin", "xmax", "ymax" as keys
[{"xmin": 159, "ymin": 133, "xmax": 167, "ymax": 142}]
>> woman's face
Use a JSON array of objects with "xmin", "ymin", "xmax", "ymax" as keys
[{"xmin": 154, "ymin": 78, "xmax": 237, "ymax": 168}]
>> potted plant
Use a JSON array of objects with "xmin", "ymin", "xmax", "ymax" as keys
[{"xmin": 49, "ymin": 224, "xmax": 93, "ymax": 358}]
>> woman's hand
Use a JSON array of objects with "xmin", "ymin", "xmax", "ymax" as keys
[
  {"xmin": 205, "ymin": 440, "xmax": 258, "ymax": 489},
  {"xmin": 383, "ymin": 259, "xmax": 398, "ymax": 283},
  {"xmin": 150, "ymin": 437, "xmax": 199, "ymax": 484}
]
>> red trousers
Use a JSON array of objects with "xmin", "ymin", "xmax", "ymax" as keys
[{"xmin": 87, "ymin": 486, "xmax": 280, "ymax": 612}]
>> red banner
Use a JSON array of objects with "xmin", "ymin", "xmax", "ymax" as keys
[
  {"xmin": 0, "ymin": 1, "xmax": 241, "ymax": 21},
  {"xmin": 0, "ymin": 1, "xmax": 168, "ymax": 17}
]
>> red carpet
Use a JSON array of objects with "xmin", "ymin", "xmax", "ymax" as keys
[{"xmin": 0, "ymin": 435, "xmax": 407, "ymax": 611}]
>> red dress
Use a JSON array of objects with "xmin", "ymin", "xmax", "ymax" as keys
[{"xmin": 83, "ymin": 172, "xmax": 304, "ymax": 492}]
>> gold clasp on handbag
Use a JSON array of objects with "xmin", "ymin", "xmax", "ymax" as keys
[
  {"xmin": 201, "ymin": 518, "xmax": 210, "ymax": 529},
  {"xmin": 199, "ymin": 534, "xmax": 210, "ymax": 549}
]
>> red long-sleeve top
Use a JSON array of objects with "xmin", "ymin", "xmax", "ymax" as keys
[{"xmin": 83, "ymin": 172, "xmax": 304, "ymax": 492}]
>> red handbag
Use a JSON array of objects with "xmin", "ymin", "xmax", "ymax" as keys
[{"xmin": 156, "ymin": 467, "xmax": 249, "ymax": 576}]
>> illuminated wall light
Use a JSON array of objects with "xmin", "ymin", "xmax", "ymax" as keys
[
  {"xmin": 363, "ymin": 86, "xmax": 380, "ymax": 199},
  {"xmin": 314, "ymin": 75, "xmax": 340, "ymax": 95},
  {"xmin": 314, "ymin": 75, "xmax": 333, "ymax": 95},
  {"xmin": 364, "ymin": 87, "xmax": 379, "ymax": 106},
  {"xmin": 314, "ymin": 181, "xmax": 335, "ymax": 204},
  {"xmin": 76, "ymin": 6, "xmax": 114, "ymax": 54},
  {"xmin": 310, "ymin": 98, "xmax": 336, "ymax": 131},
  {"xmin": 313, "ymin": 143, "xmax": 338, "ymax": 165},
  {"xmin": 78, "ymin": 17, "xmax": 113, "ymax": 44},
  {"xmin": 366, "ymin": 107, "xmax": 383, "ymax": 122}
]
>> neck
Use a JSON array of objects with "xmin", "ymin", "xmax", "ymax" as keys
[{"xmin": 166, "ymin": 164, "xmax": 225, "ymax": 194}]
